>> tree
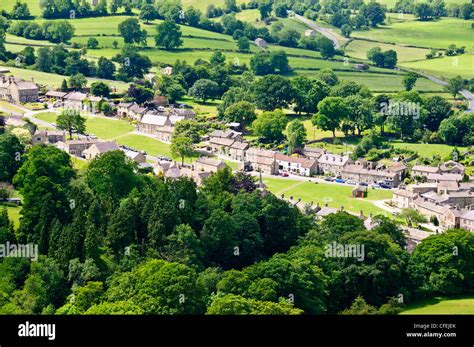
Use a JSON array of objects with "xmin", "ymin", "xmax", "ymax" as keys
[
  {"xmin": 86, "ymin": 37, "xmax": 99, "ymax": 49},
  {"xmin": 317, "ymin": 69, "xmax": 339, "ymax": 86},
  {"xmin": 287, "ymin": 120, "xmax": 307, "ymax": 153},
  {"xmin": 403, "ymin": 72, "xmax": 418, "ymax": 91},
  {"xmin": 90, "ymin": 81, "xmax": 110, "ymax": 97},
  {"xmin": 42, "ymin": 21, "xmax": 75, "ymax": 43},
  {"xmin": 318, "ymin": 36, "xmax": 336, "ymax": 59},
  {"xmin": 56, "ymin": 109, "xmax": 86, "ymax": 139},
  {"xmin": 444, "ymin": 76, "xmax": 464, "ymax": 99},
  {"xmin": 159, "ymin": 76, "xmax": 186, "ymax": 103},
  {"xmin": 424, "ymin": 96, "xmax": 452, "ymax": 131},
  {"xmin": 170, "ymin": 137, "xmax": 194, "ymax": 165},
  {"xmin": 96, "ymin": 57, "xmax": 116, "ymax": 80},
  {"xmin": 409, "ymin": 229, "xmax": 474, "ymax": 295},
  {"xmin": 36, "ymin": 47, "xmax": 52, "ymax": 72},
  {"xmin": 438, "ymin": 112, "xmax": 473, "ymax": 146},
  {"xmin": 0, "ymin": 133, "xmax": 24, "ymax": 182},
  {"xmin": 312, "ymin": 97, "xmax": 348, "ymax": 139},
  {"xmin": 237, "ymin": 36, "xmax": 250, "ymax": 52},
  {"xmin": 68, "ymin": 73, "xmax": 87, "ymax": 90},
  {"xmin": 188, "ymin": 79, "xmax": 218, "ymax": 103},
  {"xmin": 10, "ymin": 1, "xmax": 31, "ymax": 19},
  {"xmin": 399, "ymin": 208, "xmax": 427, "ymax": 227},
  {"xmin": 341, "ymin": 24, "xmax": 352, "ymax": 38},
  {"xmin": 173, "ymin": 120, "xmax": 205, "ymax": 144},
  {"xmin": 139, "ymin": 4, "xmax": 158, "ymax": 24},
  {"xmin": 86, "ymin": 151, "xmax": 137, "ymax": 202},
  {"xmin": 252, "ymin": 110, "xmax": 287, "ymax": 143},
  {"xmin": 155, "ymin": 20, "xmax": 183, "ymax": 50},
  {"xmin": 207, "ymin": 294, "xmax": 303, "ymax": 315},
  {"xmin": 361, "ymin": 2, "xmax": 386, "ymax": 26},
  {"xmin": 21, "ymin": 46, "xmax": 35, "ymax": 65},
  {"xmin": 254, "ymin": 74, "xmax": 294, "ymax": 111},
  {"xmin": 344, "ymin": 95, "xmax": 374, "ymax": 135},
  {"xmin": 223, "ymin": 101, "xmax": 256, "ymax": 129},
  {"xmin": 292, "ymin": 77, "xmax": 330, "ymax": 115},
  {"xmin": 127, "ymin": 84, "xmax": 154, "ymax": 104},
  {"xmin": 114, "ymin": 45, "xmax": 152, "ymax": 80},
  {"xmin": 414, "ymin": 3, "xmax": 434, "ymax": 21},
  {"xmin": 118, "ymin": 18, "xmax": 146, "ymax": 45}
]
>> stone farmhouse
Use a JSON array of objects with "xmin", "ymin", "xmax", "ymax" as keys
[
  {"xmin": 317, "ymin": 153, "xmax": 352, "ymax": 176},
  {"xmin": 275, "ymin": 153, "xmax": 318, "ymax": 177},
  {"xmin": 0, "ymin": 76, "xmax": 39, "ymax": 103},
  {"xmin": 83, "ymin": 141, "xmax": 120, "ymax": 160},
  {"xmin": 32, "ymin": 130, "xmax": 66, "ymax": 145}
]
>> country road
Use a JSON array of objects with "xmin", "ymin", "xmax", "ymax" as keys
[{"xmin": 292, "ymin": 14, "xmax": 345, "ymax": 49}]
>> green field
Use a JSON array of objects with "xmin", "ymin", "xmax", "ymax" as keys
[
  {"xmin": 0, "ymin": 66, "xmax": 129, "ymax": 91},
  {"xmin": 366, "ymin": 0, "xmax": 470, "ymax": 10},
  {"xmin": 263, "ymin": 177, "xmax": 393, "ymax": 216},
  {"xmin": 401, "ymin": 54, "xmax": 474, "ymax": 79},
  {"xmin": 345, "ymin": 39, "xmax": 431, "ymax": 63},
  {"xmin": 34, "ymin": 112, "xmax": 134, "ymax": 140},
  {"xmin": 4, "ymin": 205, "xmax": 21, "ymax": 229},
  {"xmin": 1, "ymin": 0, "xmax": 42, "ymax": 16},
  {"xmin": 352, "ymin": 18, "xmax": 474, "ymax": 51},
  {"xmin": 401, "ymin": 296, "xmax": 474, "ymax": 314},
  {"xmin": 391, "ymin": 141, "xmax": 467, "ymax": 159},
  {"xmin": 116, "ymin": 134, "xmax": 171, "ymax": 157}
]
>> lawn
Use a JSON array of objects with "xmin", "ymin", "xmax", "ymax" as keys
[
  {"xmin": 400, "ymin": 296, "xmax": 474, "ymax": 314},
  {"xmin": 2, "ymin": 0, "xmax": 42, "ymax": 16},
  {"xmin": 390, "ymin": 141, "xmax": 467, "ymax": 159},
  {"xmin": 0, "ymin": 100, "xmax": 25, "ymax": 115},
  {"xmin": 263, "ymin": 177, "xmax": 393, "ymax": 216},
  {"xmin": 3, "ymin": 205, "xmax": 21, "ymax": 229},
  {"xmin": 366, "ymin": 0, "xmax": 469, "ymax": 10},
  {"xmin": 0, "ymin": 65, "xmax": 129, "ymax": 91},
  {"xmin": 116, "ymin": 134, "xmax": 171, "ymax": 158},
  {"xmin": 352, "ymin": 18, "xmax": 474, "ymax": 51},
  {"xmin": 401, "ymin": 54, "xmax": 474, "ymax": 80},
  {"xmin": 34, "ymin": 113, "xmax": 134, "ymax": 140},
  {"xmin": 345, "ymin": 39, "xmax": 431, "ymax": 63},
  {"xmin": 71, "ymin": 156, "xmax": 89, "ymax": 171}
]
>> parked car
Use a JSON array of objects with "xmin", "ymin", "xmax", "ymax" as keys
[
  {"xmin": 335, "ymin": 178, "xmax": 346, "ymax": 183},
  {"xmin": 280, "ymin": 172, "xmax": 289, "ymax": 177},
  {"xmin": 359, "ymin": 182, "xmax": 368, "ymax": 186},
  {"xmin": 346, "ymin": 180, "xmax": 356, "ymax": 185},
  {"xmin": 379, "ymin": 183, "xmax": 391, "ymax": 189},
  {"xmin": 324, "ymin": 176, "xmax": 334, "ymax": 182},
  {"xmin": 371, "ymin": 184, "xmax": 381, "ymax": 189}
]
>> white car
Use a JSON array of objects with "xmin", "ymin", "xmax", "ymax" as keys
[{"xmin": 346, "ymin": 180, "xmax": 356, "ymax": 185}]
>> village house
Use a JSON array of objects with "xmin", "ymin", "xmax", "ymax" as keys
[
  {"xmin": 303, "ymin": 146, "xmax": 326, "ymax": 160},
  {"xmin": 392, "ymin": 189, "xmax": 417, "ymax": 209},
  {"xmin": 56, "ymin": 139, "xmax": 100, "ymax": 156},
  {"xmin": 209, "ymin": 129, "xmax": 243, "ymax": 141},
  {"xmin": 275, "ymin": 153, "xmax": 318, "ymax": 177},
  {"xmin": 208, "ymin": 137, "xmax": 235, "ymax": 157},
  {"xmin": 117, "ymin": 102, "xmax": 147, "ymax": 121},
  {"xmin": 304, "ymin": 29, "xmax": 316, "ymax": 37},
  {"xmin": 195, "ymin": 157, "xmax": 227, "ymax": 173},
  {"xmin": 162, "ymin": 66, "xmax": 173, "ymax": 76},
  {"xmin": 426, "ymin": 173, "xmax": 464, "ymax": 184},
  {"xmin": 388, "ymin": 162, "xmax": 408, "ymax": 177},
  {"xmin": 317, "ymin": 154, "xmax": 352, "ymax": 176},
  {"xmin": 124, "ymin": 150, "xmax": 146, "ymax": 164},
  {"xmin": 411, "ymin": 164, "xmax": 440, "ymax": 178},
  {"xmin": 439, "ymin": 160, "xmax": 465, "ymax": 175},
  {"xmin": 32, "ymin": 130, "xmax": 66, "ymax": 145},
  {"xmin": 407, "ymin": 183, "xmax": 439, "ymax": 194},
  {"xmin": 411, "ymin": 197, "xmax": 461, "ymax": 229},
  {"xmin": 45, "ymin": 90, "xmax": 68, "ymax": 102},
  {"xmin": 83, "ymin": 141, "xmax": 120, "ymax": 160},
  {"xmin": 0, "ymin": 76, "xmax": 39, "ymax": 103},
  {"xmin": 241, "ymin": 148, "xmax": 278, "ymax": 175},
  {"xmin": 460, "ymin": 210, "xmax": 474, "ymax": 232},
  {"xmin": 229, "ymin": 141, "xmax": 249, "ymax": 161},
  {"xmin": 63, "ymin": 92, "xmax": 88, "ymax": 111},
  {"xmin": 153, "ymin": 160, "xmax": 172, "ymax": 176},
  {"xmin": 340, "ymin": 165, "xmax": 401, "ymax": 187}
]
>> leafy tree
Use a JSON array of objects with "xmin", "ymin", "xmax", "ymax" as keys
[
  {"xmin": 254, "ymin": 74, "xmax": 294, "ymax": 111},
  {"xmin": 0, "ymin": 133, "xmax": 24, "ymax": 182},
  {"xmin": 127, "ymin": 84, "xmax": 153, "ymax": 104},
  {"xmin": 170, "ymin": 137, "xmax": 194, "ymax": 165},
  {"xmin": 56, "ymin": 109, "xmax": 86, "ymax": 139},
  {"xmin": 341, "ymin": 24, "xmax": 352, "ymax": 38},
  {"xmin": 317, "ymin": 69, "xmax": 339, "ymax": 86},
  {"xmin": 118, "ymin": 18, "xmax": 146, "ymax": 45},
  {"xmin": 252, "ymin": 110, "xmax": 287, "ymax": 143},
  {"xmin": 399, "ymin": 208, "xmax": 428, "ymax": 227},
  {"xmin": 340, "ymin": 296, "xmax": 378, "ymax": 315},
  {"xmin": 287, "ymin": 120, "xmax": 307, "ymax": 153},
  {"xmin": 414, "ymin": 3, "xmax": 434, "ymax": 21},
  {"xmin": 188, "ymin": 79, "xmax": 219, "ymax": 103},
  {"xmin": 403, "ymin": 72, "xmax": 418, "ymax": 91},
  {"xmin": 159, "ymin": 75, "xmax": 186, "ymax": 103},
  {"xmin": 292, "ymin": 77, "xmax": 330, "ymax": 115},
  {"xmin": 173, "ymin": 120, "xmax": 205, "ymax": 144},
  {"xmin": 223, "ymin": 101, "xmax": 256, "ymax": 129},
  {"xmin": 90, "ymin": 81, "xmax": 110, "ymax": 97},
  {"xmin": 318, "ymin": 36, "xmax": 336, "ymax": 59},
  {"xmin": 444, "ymin": 76, "xmax": 464, "ymax": 99},
  {"xmin": 312, "ymin": 96, "xmax": 348, "ymax": 139},
  {"xmin": 207, "ymin": 294, "xmax": 303, "ymax": 314},
  {"xmin": 409, "ymin": 229, "xmax": 474, "ymax": 295},
  {"xmin": 86, "ymin": 151, "xmax": 137, "ymax": 202},
  {"xmin": 139, "ymin": 4, "xmax": 158, "ymax": 24},
  {"xmin": 68, "ymin": 73, "xmax": 87, "ymax": 90},
  {"xmin": 114, "ymin": 44, "xmax": 152, "ymax": 80},
  {"xmin": 86, "ymin": 37, "xmax": 99, "ymax": 49},
  {"xmin": 344, "ymin": 94, "xmax": 374, "ymax": 135},
  {"xmin": 438, "ymin": 112, "xmax": 473, "ymax": 146},
  {"xmin": 361, "ymin": 2, "xmax": 386, "ymax": 26},
  {"xmin": 10, "ymin": 1, "xmax": 31, "ymax": 19},
  {"xmin": 237, "ymin": 36, "xmax": 250, "ymax": 52},
  {"xmin": 423, "ymin": 96, "xmax": 452, "ymax": 131},
  {"xmin": 155, "ymin": 20, "xmax": 183, "ymax": 50}
]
